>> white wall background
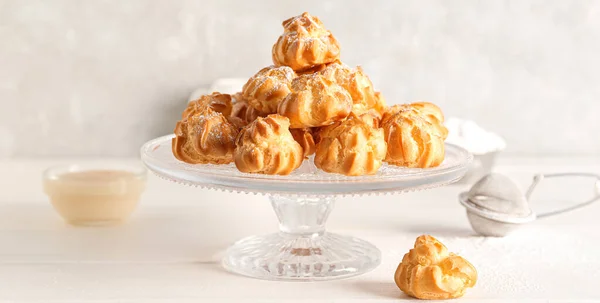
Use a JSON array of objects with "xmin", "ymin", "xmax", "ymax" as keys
[{"xmin": 1, "ymin": 0, "xmax": 599, "ymax": 157}]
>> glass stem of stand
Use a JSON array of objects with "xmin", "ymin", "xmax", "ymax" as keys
[{"xmin": 270, "ymin": 196, "xmax": 335, "ymax": 237}]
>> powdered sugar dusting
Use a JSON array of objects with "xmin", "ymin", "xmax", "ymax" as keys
[{"xmin": 246, "ymin": 66, "xmax": 296, "ymax": 96}]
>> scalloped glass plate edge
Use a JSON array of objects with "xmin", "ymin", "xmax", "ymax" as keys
[{"xmin": 140, "ymin": 135, "xmax": 472, "ymax": 196}]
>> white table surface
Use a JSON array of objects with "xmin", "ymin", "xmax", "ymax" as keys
[{"xmin": 1, "ymin": 157, "xmax": 599, "ymax": 302}]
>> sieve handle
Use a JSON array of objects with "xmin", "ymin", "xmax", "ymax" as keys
[{"xmin": 526, "ymin": 173, "xmax": 600, "ymax": 219}]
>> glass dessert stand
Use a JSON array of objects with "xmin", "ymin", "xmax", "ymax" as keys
[{"xmin": 141, "ymin": 135, "xmax": 472, "ymax": 281}]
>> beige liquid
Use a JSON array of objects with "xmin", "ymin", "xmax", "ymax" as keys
[{"xmin": 44, "ymin": 170, "xmax": 145, "ymax": 226}]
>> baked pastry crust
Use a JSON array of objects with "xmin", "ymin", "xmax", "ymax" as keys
[
  {"xmin": 183, "ymin": 92, "xmax": 233, "ymax": 119},
  {"xmin": 296, "ymin": 59, "xmax": 342, "ymax": 75},
  {"xmin": 381, "ymin": 103, "xmax": 448, "ymax": 168},
  {"xmin": 234, "ymin": 114, "xmax": 303, "ymax": 175},
  {"xmin": 242, "ymin": 65, "xmax": 296, "ymax": 114},
  {"xmin": 410, "ymin": 101, "xmax": 446, "ymax": 128},
  {"xmin": 318, "ymin": 63, "xmax": 386, "ymax": 116},
  {"xmin": 229, "ymin": 92, "xmax": 265, "ymax": 127},
  {"xmin": 394, "ymin": 235, "xmax": 477, "ymax": 300},
  {"xmin": 290, "ymin": 128, "xmax": 316, "ymax": 158},
  {"xmin": 358, "ymin": 109, "xmax": 383, "ymax": 128},
  {"xmin": 172, "ymin": 106, "xmax": 239, "ymax": 164},
  {"xmin": 314, "ymin": 113, "xmax": 387, "ymax": 176},
  {"xmin": 272, "ymin": 12, "xmax": 341, "ymax": 72},
  {"xmin": 278, "ymin": 73, "xmax": 352, "ymax": 128},
  {"xmin": 373, "ymin": 91, "xmax": 387, "ymax": 117}
]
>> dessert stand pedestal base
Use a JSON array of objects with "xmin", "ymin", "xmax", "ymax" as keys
[{"xmin": 222, "ymin": 196, "xmax": 380, "ymax": 281}]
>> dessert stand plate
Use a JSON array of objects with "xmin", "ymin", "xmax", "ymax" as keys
[{"xmin": 141, "ymin": 135, "xmax": 472, "ymax": 281}]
